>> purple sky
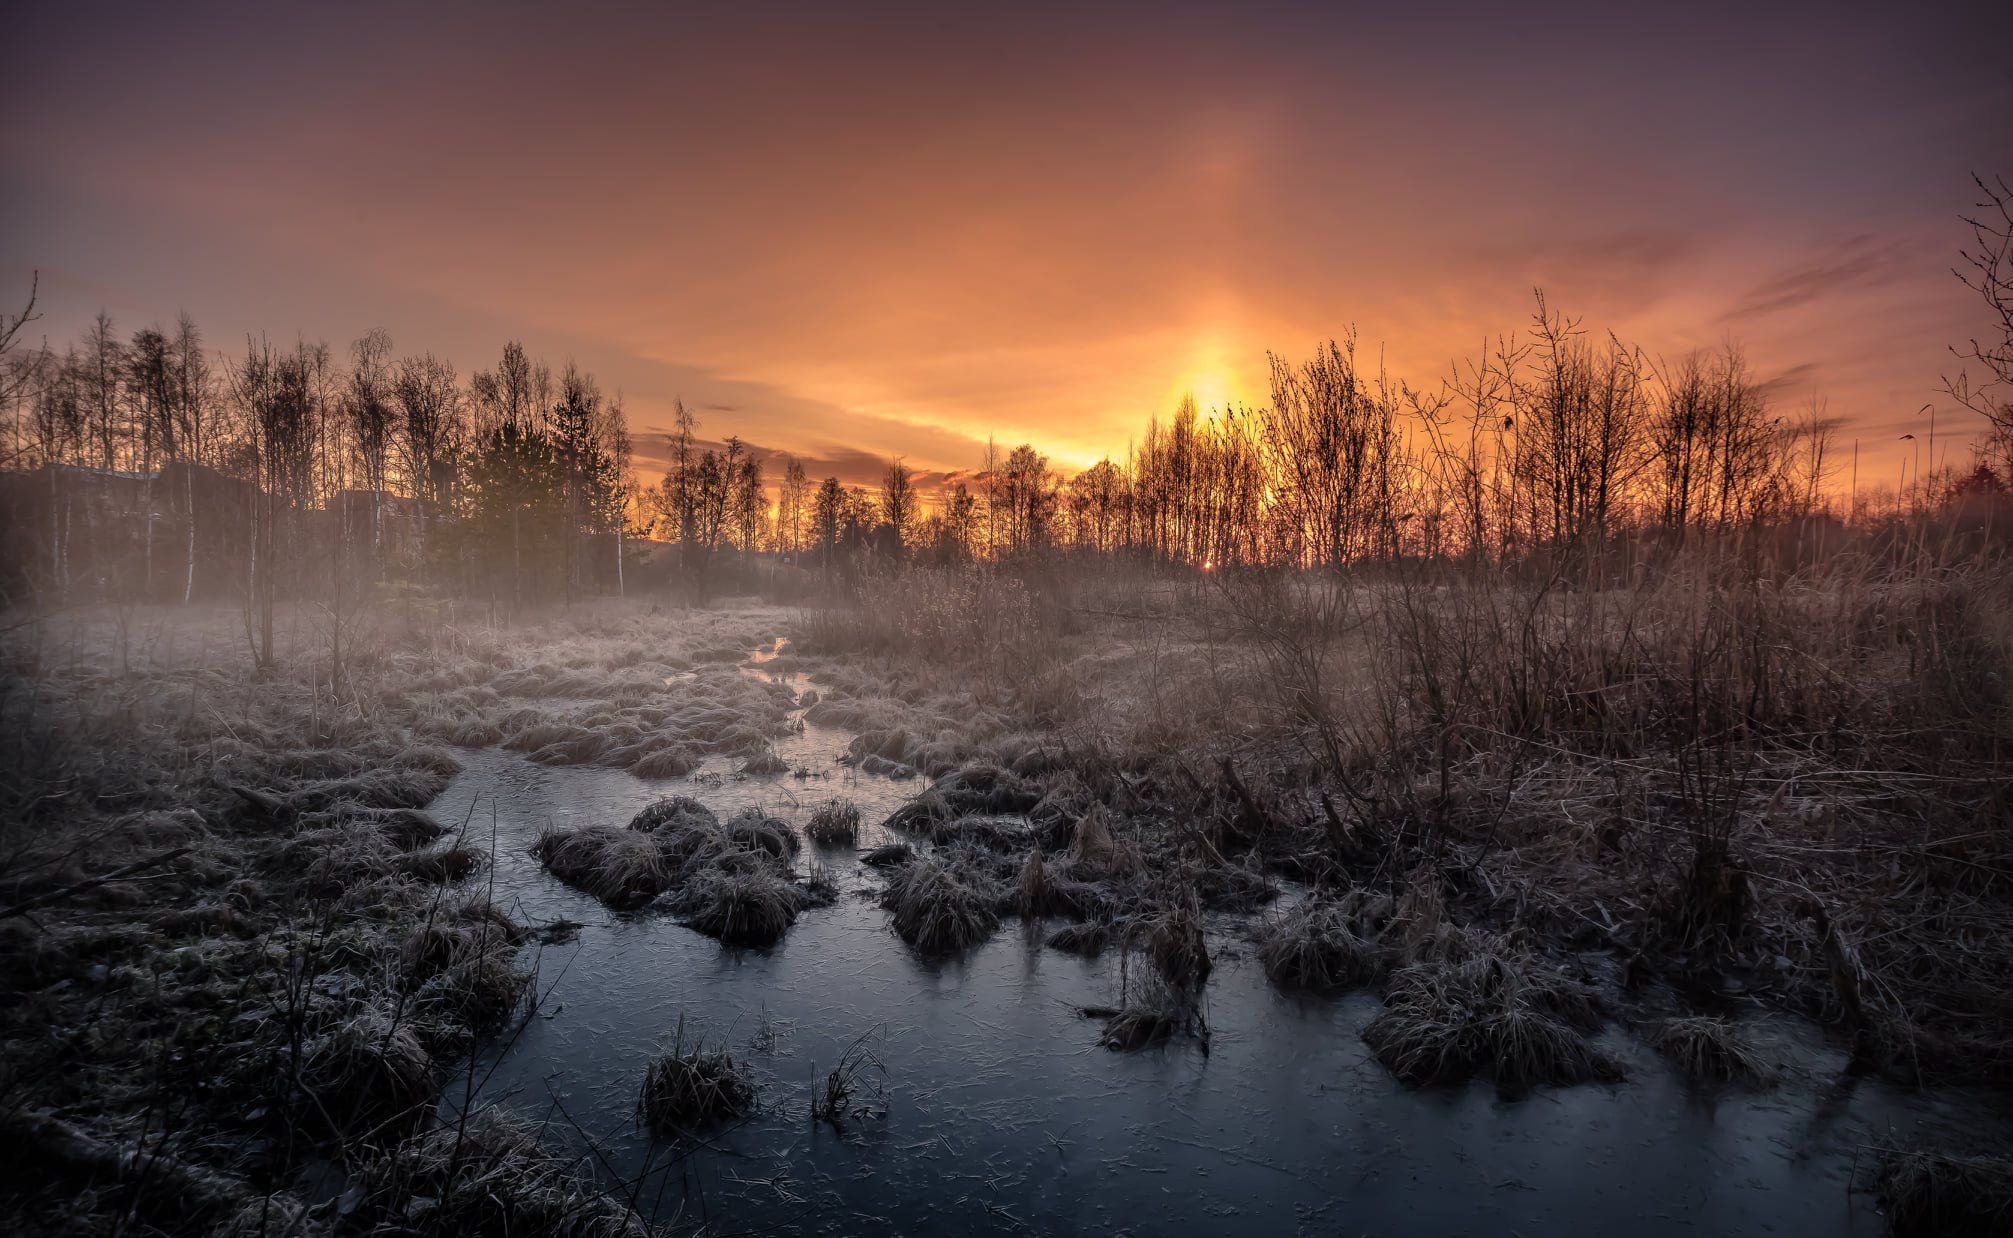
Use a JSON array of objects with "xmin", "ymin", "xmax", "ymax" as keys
[{"xmin": 4, "ymin": 1, "xmax": 2008, "ymax": 489}]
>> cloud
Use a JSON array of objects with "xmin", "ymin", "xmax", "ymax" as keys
[{"xmin": 1718, "ymin": 235, "xmax": 1916, "ymax": 323}]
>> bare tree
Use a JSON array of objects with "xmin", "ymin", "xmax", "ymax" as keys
[
  {"xmin": 1509, "ymin": 295, "xmax": 1649, "ymax": 554},
  {"xmin": 1946, "ymin": 173, "xmax": 2013, "ymax": 477},
  {"xmin": 880, "ymin": 456, "xmax": 916, "ymax": 551},
  {"xmin": 343, "ymin": 328, "xmax": 396, "ymax": 559},
  {"xmin": 389, "ymin": 352, "xmax": 462, "ymax": 556}
]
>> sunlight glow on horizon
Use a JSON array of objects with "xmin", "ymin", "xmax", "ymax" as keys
[{"xmin": 3, "ymin": 2, "xmax": 2008, "ymax": 489}]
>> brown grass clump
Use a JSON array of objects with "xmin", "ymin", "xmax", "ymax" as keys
[
  {"xmin": 724, "ymin": 810, "xmax": 799, "ymax": 860},
  {"xmin": 1046, "ymin": 920, "xmax": 1114, "ymax": 956},
  {"xmin": 862, "ymin": 841, "xmax": 914, "ymax": 868},
  {"xmin": 395, "ymin": 843, "xmax": 487, "ymax": 884},
  {"xmin": 399, "ymin": 901, "xmax": 532, "ymax": 1044},
  {"xmin": 629, "ymin": 745, "xmax": 700, "ymax": 778},
  {"xmin": 1017, "ymin": 848, "xmax": 1050, "ymax": 916},
  {"xmin": 530, "ymin": 825, "xmax": 671, "ymax": 908},
  {"xmin": 1646, "ymin": 1015, "xmax": 1773, "ymax": 1085},
  {"xmin": 672, "ymin": 866, "xmax": 801, "ymax": 947},
  {"xmin": 290, "ymin": 824, "xmax": 398, "ymax": 898},
  {"xmin": 412, "ymin": 951, "xmax": 533, "ymax": 1047},
  {"xmin": 348, "ymin": 1108, "xmax": 648, "ymax": 1237},
  {"xmin": 1874, "ymin": 1149, "xmax": 2013, "ymax": 1238},
  {"xmin": 1068, "ymin": 804, "xmax": 1117, "ymax": 872},
  {"xmin": 637, "ymin": 1019, "xmax": 758, "ymax": 1134},
  {"xmin": 881, "ymin": 856, "xmax": 1001, "ymax": 955},
  {"xmin": 1141, "ymin": 891, "xmax": 1211, "ymax": 992},
  {"xmin": 399, "ymin": 899, "xmax": 527, "ymax": 981},
  {"xmin": 1363, "ymin": 948, "xmax": 1620, "ymax": 1093},
  {"xmin": 1098, "ymin": 1007, "xmax": 1178, "ymax": 1051},
  {"xmin": 286, "ymin": 765, "xmax": 452, "ymax": 813},
  {"xmin": 627, "ymin": 796, "xmax": 718, "ymax": 834},
  {"xmin": 298, "ymin": 1010, "xmax": 437, "ymax": 1138},
  {"xmin": 434, "ymin": 716, "xmax": 505, "ymax": 747},
  {"xmin": 885, "ymin": 762, "xmax": 1041, "ymax": 833},
  {"xmin": 1096, "ymin": 970, "xmax": 1191, "ymax": 1052},
  {"xmin": 1259, "ymin": 898, "xmax": 1383, "ymax": 991},
  {"xmin": 301, "ymin": 804, "xmax": 446, "ymax": 849},
  {"xmin": 805, "ymin": 799, "xmax": 862, "ymax": 846},
  {"xmin": 738, "ymin": 745, "xmax": 790, "ymax": 776}
]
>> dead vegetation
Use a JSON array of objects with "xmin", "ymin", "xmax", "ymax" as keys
[
  {"xmin": 805, "ymin": 798, "xmax": 861, "ymax": 846},
  {"xmin": 881, "ymin": 854, "xmax": 1003, "ymax": 955},
  {"xmin": 343, "ymin": 1108, "xmax": 650, "ymax": 1237},
  {"xmin": 637, "ymin": 1017, "xmax": 759, "ymax": 1135},
  {"xmin": 810, "ymin": 1028, "xmax": 888, "ymax": 1131},
  {"xmin": 1645, "ymin": 1015, "xmax": 1773, "ymax": 1086},
  {"xmin": 1258, "ymin": 896, "xmax": 1383, "ymax": 991},
  {"xmin": 1363, "ymin": 941, "xmax": 1618, "ymax": 1093},
  {"xmin": 1871, "ymin": 1148, "xmax": 2013, "ymax": 1238}
]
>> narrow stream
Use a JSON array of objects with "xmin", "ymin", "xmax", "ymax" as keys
[{"xmin": 424, "ymin": 645, "xmax": 2011, "ymax": 1235}]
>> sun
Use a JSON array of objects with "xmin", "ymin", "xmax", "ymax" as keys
[
  {"xmin": 1182, "ymin": 369, "xmax": 1241, "ymax": 414},
  {"xmin": 1165, "ymin": 331, "xmax": 1253, "ymax": 415}
]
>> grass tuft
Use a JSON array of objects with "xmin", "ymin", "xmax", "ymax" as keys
[{"xmin": 638, "ymin": 1018, "xmax": 758, "ymax": 1134}]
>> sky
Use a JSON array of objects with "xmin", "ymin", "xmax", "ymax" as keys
[{"xmin": 3, "ymin": 1, "xmax": 2009, "ymax": 492}]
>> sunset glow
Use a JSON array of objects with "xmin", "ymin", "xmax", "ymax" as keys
[{"xmin": 3, "ymin": 2, "xmax": 2009, "ymax": 489}]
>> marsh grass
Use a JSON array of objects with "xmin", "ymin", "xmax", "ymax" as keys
[
  {"xmin": 1646, "ymin": 1015, "xmax": 1774, "ymax": 1086},
  {"xmin": 1873, "ymin": 1148, "xmax": 2013, "ymax": 1238},
  {"xmin": 881, "ymin": 855, "xmax": 1001, "ymax": 955},
  {"xmin": 810, "ymin": 1028, "xmax": 888, "ymax": 1131},
  {"xmin": 1363, "ymin": 946, "xmax": 1619, "ymax": 1093},
  {"xmin": 805, "ymin": 798, "xmax": 862, "ymax": 846},
  {"xmin": 672, "ymin": 865, "xmax": 802, "ymax": 947},
  {"xmin": 347, "ymin": 1108, "xmax": 649, "ymax": 1237},
  {"xmin": 638, "ymin": 1017, "xmax": 758, "ymax": 1135},
  {"xmin": 530, "ymin": 825, "xmax": 670, "ymax": 908},
  {"xmin": 298, "ymin": 1009, "xmax": 438, "ymax": 1139},
  {"xmin": 1258, "ymin": 897, "xmax": 1384, "ymax": 991}
]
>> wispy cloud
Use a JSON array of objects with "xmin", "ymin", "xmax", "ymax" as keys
[{"xmin": 1719, "ymin": 235, "xmax": 1916, "ymax": 323}]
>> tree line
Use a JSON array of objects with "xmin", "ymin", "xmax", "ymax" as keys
[{"xmin": 3, "ymin": 269, "xmax": 2009, "ymax": 622}]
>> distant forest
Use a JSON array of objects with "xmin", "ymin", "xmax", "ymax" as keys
[{"xmin": 1, "ymin": 177, "xmax": 2010, "ymax": 619}]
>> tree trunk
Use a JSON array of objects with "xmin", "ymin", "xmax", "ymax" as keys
[{"xmin": 183, "ymin": 463, "xmax": 197, "ymax": 604}]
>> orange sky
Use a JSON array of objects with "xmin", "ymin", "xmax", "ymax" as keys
[{"xmin": 4, "ymin": 2, "xmax": 2009, "ymax": 491}]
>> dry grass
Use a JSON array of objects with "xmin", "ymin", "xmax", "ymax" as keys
[
  {"xmin": 1259, "ymin": 897, "xmax": 1383, "ymax": 991},
  {"xmin": 1363, "ymin": 946, "xmax": 1619, "ymax": 1093},
  {"xmin": 1874, "ymin": 1149, "xmax": 2013, "ymax": 1238},
  {"xmin": 531, "ymin": 825, "xmax": 671, "ymax": 908},
  {"xmin": 628, "ymin": 795, "xmax": 718, "ymax": 835},
  {"xmin": 1645, "ymin": 1015, "xmax": 1773, "ymax": 1085},
  {"xmin": 347, "ymin": 1108, "xmax": 649, "ymax": 1237},
  {"xmin": 805, "ymin": 798, "xmax": 862, "ymax": 846},
  {"xmin": 862, "ymin": 841, "xmax": 914, "ymax": 868},
  {"xmin": 881, "ymin": 855, "xmax": 1001, "ymax": 955},
  {"xmin": 298, "ymin": 1009, "xmax": 438, "ymax": 1139},
  {"xmin": 637, "ymin": 1018, "xmax": 758, "ymax": 1134},
  {"xmin": 1140, "ymin": 890, "xmax": 1211, "ymax": 992},
  {"xmin": 672, "ymin": 865, "xmax": 802, "ymax": 947},
  {"xmin": 810, "ymin": 1029, "xmax": 888, "ymax": 1131}
]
